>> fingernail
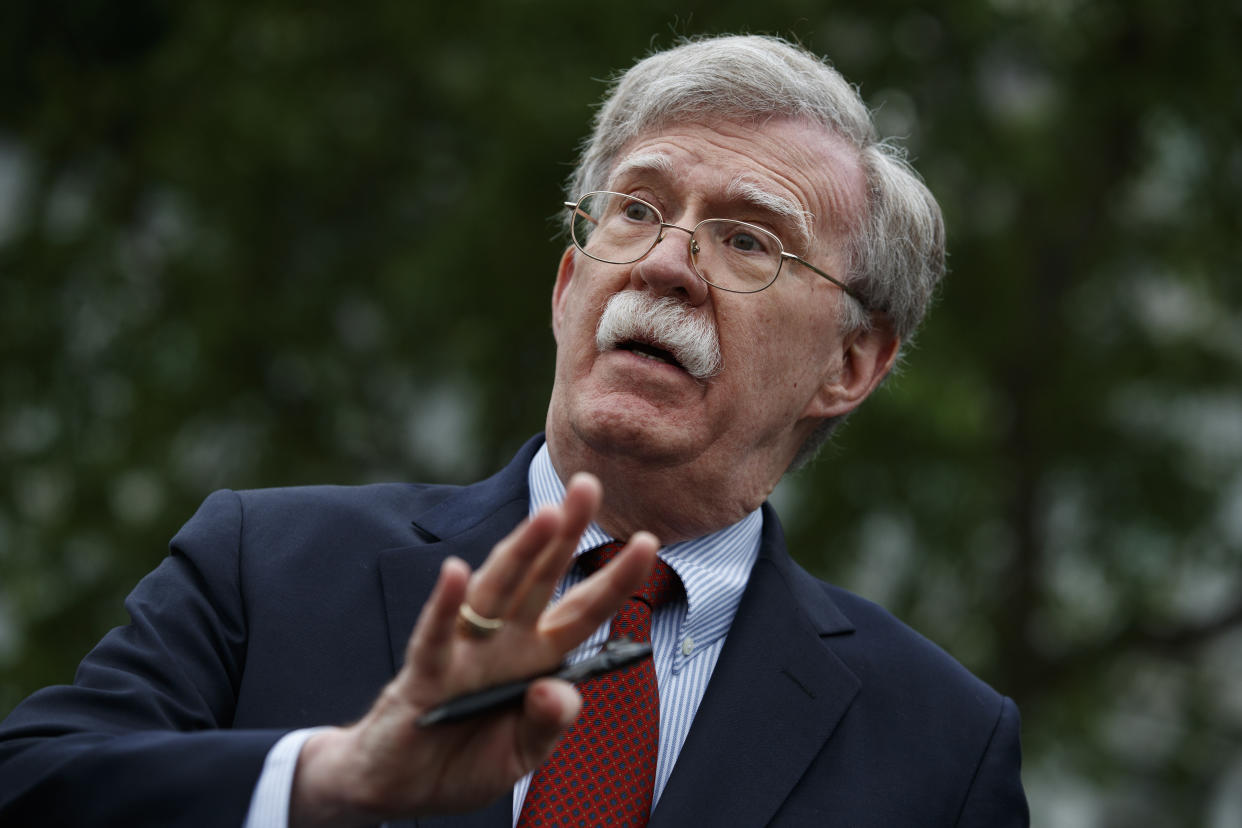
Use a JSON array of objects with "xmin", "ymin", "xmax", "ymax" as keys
[
  {"xmin": 631, "ymin": 531, "xmax": 659, "ymax": 548},
  {"xmin": 569, "ymin": 471, "xmax": 600, "ymax": 488}
]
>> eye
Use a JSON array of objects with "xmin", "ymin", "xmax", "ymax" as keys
[
  {"xmin": 622, "ymin": 198, "xmax": 659, "ymax": 223},
  {"xmin": 726, "ymin": 228, "xmax": 770, "ymax": 254}
]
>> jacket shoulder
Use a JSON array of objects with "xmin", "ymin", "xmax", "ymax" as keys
[
  {"xmin": 233, "ymin": 481, "xmax": 456, "ymax": 531},
  {"xmin": 820, "ymin": 578, "xmax": 1003, "ymax": 708},
  {"xmin": 769, "ymin": 531, "xmax": 1006, "ymax": 718}
]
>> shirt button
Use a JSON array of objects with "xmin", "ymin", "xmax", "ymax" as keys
[{"xmin": 681, "ymin": 636, "xmax": 695, "ymax": 656}]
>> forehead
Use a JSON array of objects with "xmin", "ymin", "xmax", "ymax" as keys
[{"xmin": 606, "ymin": 118, "xmax": 865, "ymax": 250}]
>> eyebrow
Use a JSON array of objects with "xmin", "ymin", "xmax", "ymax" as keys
[
  {"xmin": 606, "ymin": 154, "xmax": 816, "ymax": 250},
  {"xmin": 608, "ymin": 152, "xmax": 676, "ymax": 186},
  {"xmin": 725, "ymin": 176, "xmax": 815, "ymax": 250}
]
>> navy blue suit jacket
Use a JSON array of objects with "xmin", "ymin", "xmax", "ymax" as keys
[{"xmin": 0, "ymin": 436, "xmax": 1028, "ymax": 826}]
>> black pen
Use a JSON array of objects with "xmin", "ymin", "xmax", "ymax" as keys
[{"xmin": 415, "ymin": 638, "xmax": 652, "ymax": 727}]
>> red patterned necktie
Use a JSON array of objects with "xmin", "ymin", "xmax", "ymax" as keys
[{"xmin": 517, "ymin": 542, "xmax": 683, "ymax": 828}]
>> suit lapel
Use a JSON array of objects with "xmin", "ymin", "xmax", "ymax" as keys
[
  {"xmin": 650, "ymin": 507, "xmax": 860, "ymax": 827},
  {"xmin": 377, "ymin": 497, "xmax": 528, "ymax": 670},
  {"xmin": 376, "ymin": 438, "xmax": 540, "ymax": 671}
]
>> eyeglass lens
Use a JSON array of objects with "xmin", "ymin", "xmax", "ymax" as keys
[{"xmin": 571, "ymin": 192, "xmax": 783, "ymax": 293}]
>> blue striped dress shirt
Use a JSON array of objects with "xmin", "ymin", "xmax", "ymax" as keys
[{"xmin": 512, "ymin": 443, "xmax": 762, "ymax": 822}]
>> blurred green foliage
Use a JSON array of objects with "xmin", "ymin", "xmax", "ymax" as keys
[{"xmin": 2, "ymin": 1, "xmax": 1240, "ymax": 825}]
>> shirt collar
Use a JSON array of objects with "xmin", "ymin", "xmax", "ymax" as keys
[{"xmin": 527, "ymin": 441, "xmax": 762, "ymax": 658}]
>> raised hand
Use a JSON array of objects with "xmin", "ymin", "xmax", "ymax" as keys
[{"xmin": 289, "ymin": 472, "xmax": 658, "ymax": 827}]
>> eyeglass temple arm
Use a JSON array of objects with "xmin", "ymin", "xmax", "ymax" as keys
[
  {"xmin": 781, "ymin": 252, "xmax": 868, "ymax": 308},
  {"xmin": 564, "ymin": 201, "xmax": 599, "ymax": 226}
]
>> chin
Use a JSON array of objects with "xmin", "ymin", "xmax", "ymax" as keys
[{"xmin": 568, "ymin": 402, "xmax": 702, "ymax": 470}]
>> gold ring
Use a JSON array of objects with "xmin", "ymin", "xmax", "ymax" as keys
[{"xmin": 457, "ymin": 603, "xmax": 504, "ymax": 638}]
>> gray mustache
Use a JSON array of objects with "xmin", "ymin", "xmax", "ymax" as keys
[{"xmin": 595, "ymin": 292, "xmax": 722, "ymax": 380}]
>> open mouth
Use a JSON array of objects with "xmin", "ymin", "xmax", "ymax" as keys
[
  {"xmin": 615, "ymin": 339, "xmax": 685, "ymax": 371},
  {"xmin": 594, "ymin": 292, "xmax": 721, "ymax": 379}
]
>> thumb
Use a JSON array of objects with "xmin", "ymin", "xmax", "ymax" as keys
[{"xmin": 515, "ymin": 679, "xmax": 581, "ymax": 773}]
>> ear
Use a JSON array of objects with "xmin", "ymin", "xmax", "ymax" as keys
[
  {"xmin": 551, "ymin": 246, "xmax": 577, "ymax": 343},
  {"xmin": 803, "ymin": 318, "xmax": 901, "ymax": 421}
]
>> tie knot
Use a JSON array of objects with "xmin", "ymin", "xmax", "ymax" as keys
[{"xmin": 579, "ymin": 541, "xmax": 683, "ymax": 608}]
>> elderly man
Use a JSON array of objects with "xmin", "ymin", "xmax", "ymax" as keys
[{"xmin": 0, "ymin": 35, "xmax": 1028, "ymax": 827}]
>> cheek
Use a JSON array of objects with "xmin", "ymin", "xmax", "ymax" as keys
[
  {"xmin": 724, "ymin": 295, "xmax": 811, "ymax": 367},
  {"xmin": 560, "ymin": 262, "xmax": 626, "ymax": 339},
  {"xmin": 725, "ymin": 296, "xmax": 838, "ymax": 396},
  {"xmin": 558, "ymin": 281, "xmax": 602, "ymax": 345}
]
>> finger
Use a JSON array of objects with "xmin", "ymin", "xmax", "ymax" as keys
[
  {"xmin": 406, "ymin": 556, "xmax": 471, "ymax": 682},
  {"xmin": 514, "ymin": 679, "xmax": 582, "ymax": 775},
  {"xmin": 537, "ymin": 531, "xmax": 659, "ymax": 649},
  {"xmin": 557, "ymin": 472, "xmax": 604, "ymax": 539},
  {"xmin": 509, "ymin": 473, "xmax": 603, "ymax": 625},
  {"xmin": 465, "ymin": 509, "xmax": 560, "ymax": 618}
]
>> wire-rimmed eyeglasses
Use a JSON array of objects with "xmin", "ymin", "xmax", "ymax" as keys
[{"xmin": 564, "ymin": 191, "xmax": 866, "ymax": 306}]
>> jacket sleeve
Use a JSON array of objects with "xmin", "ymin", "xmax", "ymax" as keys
[
  {"xmin": 0, "ymin": 490, "xmax": 288, "ymax": 826},
  {"xmin": 955, "ymin": 696, "xmax": 1030, "ymax": 828}
]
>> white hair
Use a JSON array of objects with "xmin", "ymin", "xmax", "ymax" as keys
[{"xmin": 565, "ymin": 35, "xmax": 946, "ymax": 464}]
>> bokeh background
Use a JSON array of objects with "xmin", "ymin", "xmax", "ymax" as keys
[{"xmin": 2, "ymin": 1, "xmax": 1239, "ymax": 825}]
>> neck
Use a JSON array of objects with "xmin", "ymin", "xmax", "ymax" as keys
[{"xmin": 545, "ymin": 432, "xmax": 776, "ymax": 545}]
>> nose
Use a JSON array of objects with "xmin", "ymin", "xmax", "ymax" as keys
[{"xmin": 630, "ymin": 224, "xmax": 710, "ymax": 306}]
